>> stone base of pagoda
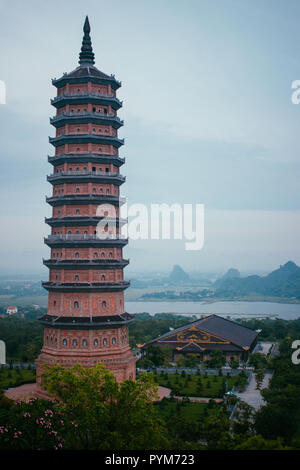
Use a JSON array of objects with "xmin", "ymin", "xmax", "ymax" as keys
[{"xmin": 35, "ymin": 347, "xmax": 136, "ymax": 395}]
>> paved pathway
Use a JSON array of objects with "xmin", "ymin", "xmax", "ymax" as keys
[
  {"xmin": 5, "ymin": 383, "xmax": 38, "ymax": 402},
  {"xmin": 235, "ymin": 371, "xmax": 273, "ymax": 411},
  {"xmin": 5, "ymin": 384, "xmax": 172, "ymax": 403}
]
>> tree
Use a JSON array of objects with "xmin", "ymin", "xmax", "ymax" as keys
[
  {"xmin": 255, "ymin": 369, "xmax": 265, "ymax": 390},
  {"xmin": 41, "ymin": 363, "xmax": 169, "ymax": 450},
  {"xmin": 201, "ymin": 409, "xmax": 232, "ymax": 449},
  {"xmin": 184, "ymin": 354, "xmax": 200, "ymax": 368},
  {"xmin": 146, "ymin": 346, "xmax": 165, "ymax": 367},
  {"xmin": 229, "ymin": 359, "xmax": 239, "ymax": 369},
  {"xmin": 231, "ymin": 400, "xmax": 254, "ymax": 435},
  {"xmin": 136, "ymin": 357, "xmax": 154, "ymax": 369},
  {"xmin": 248, "ymin": 353, "xmax": 268, "ymax": 371},
  {"xmin": 162, "ymin": 345, "xmax": 173, "ymax": 366},
  {"xmin": 175, "ymin": 355, "xmax": 185, "ymax": 368},
  {"xmin": 235, "ymin": 435, "xmax": 290, "ymax": 450},
  {"xmin": 205, "ymin": 350, "xmax": 226, "ymax": 368},
  {"xmin": 254, "ymin": 404, "xmax": 297, "ymax": 442}
]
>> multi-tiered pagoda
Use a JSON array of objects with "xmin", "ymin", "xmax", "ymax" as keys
[{"xmin": 36, "ymin": 17, "xmax": 136, "ymax": 385}]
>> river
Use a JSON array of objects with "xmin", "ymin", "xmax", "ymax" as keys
[{"xmin": 125, "ymin": 300, "xmax": 300, "ymax": 320}]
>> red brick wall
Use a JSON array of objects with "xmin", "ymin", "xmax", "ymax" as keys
[{"xmin": 48, "ymin": 291, "xmax": 125, "ymax": 316}]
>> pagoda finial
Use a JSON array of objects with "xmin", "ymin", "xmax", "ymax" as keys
[{"xmin": 79, "ymin": 16, "xmax": 95, "ymax": 65}]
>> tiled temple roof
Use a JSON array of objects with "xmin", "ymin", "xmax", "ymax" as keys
[{"xmin": 148, "ymin": 314, "xmax": 258, "ymax": 349}]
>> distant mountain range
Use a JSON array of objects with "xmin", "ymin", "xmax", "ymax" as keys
[
  {"xmin": 214, "ymin": 268, "xmax": 240, "ymax": 288},
  {"xmin": 169, "ymin": 265, "xmax": 190, "ymax": 283},
  {"xmin": 214, "ymin": 261, "xmax": 300, "ymax": 300}
]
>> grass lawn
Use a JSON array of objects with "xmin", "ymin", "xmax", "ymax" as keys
[
  {"xmin": 155, "ymin": 399, "xmax": 228, "ymax": 426},
  {"xmin": 155, "ymin": 400, "xmax": 210, "ymax": 420},
  {"xmin": 154, "ymin": 372, "xmax": 247, "ymax": 398},
  {"xmin": 0, "ymin": 368, "xmax": 36, "ymax": 391}
]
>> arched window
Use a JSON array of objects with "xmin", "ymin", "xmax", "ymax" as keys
[
  {"xmin": 82, "ymin": 339, "xmax": 88, "ymax": 347},
  {"xmin": 101, "ymin": 252, "xmax": 105, "ymax": 258},
  {"xmin": 109, "ymin": 252, "xmax": 112, "ymax": 258},
  {"xmin": 75, "ymin": 252, "xmax": 80, "ymax": 258},
  {"xmin": 101, "ymin": 275, "xmax": 105, "ymax": 281},
  {"xmin": 72, "ymin": 339, "xmax": 78, "ymax": 347},
  {"xmin": 74, "ymin": 301, "xmax": 79, "ymax": 309},
  {"xmin": 76, "ymin": 188, "xmax": 80, "ymax": 193},
  {"xmin": 103, "ymin": 338, "xmax": 107, "ymax": 346},
  {"xmin": 112, "ymin": 338, "xmax": 116, "ymax": 345},
  {"xmin": 94, "ymin": 339, "xmax": 98, "ymax": 347},
  {"xmin": 102, "ymin": 300, "xmax": 106, "ymax": 308},
  {"xmin": 75, "ymin": 275, "xmax": 79, "ymax": 281},
  {"xmin": 76, "ymin": 209, "xmax": 80, "ymax": 215},
  {"xmin": 63, "ymin": 338, "xmax": 67, "ymax": 346},
  {"xmin": 93, "ymin": 252, "xmax": 98, "ymax": 259}
]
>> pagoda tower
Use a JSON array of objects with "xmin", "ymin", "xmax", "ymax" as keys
[{"xmin": 35, "ymin": 17, "xmax": 136, "ymax": 385}]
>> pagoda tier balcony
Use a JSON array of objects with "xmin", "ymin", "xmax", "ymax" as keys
[
  {"xmin": 38, "ymin": 312, "xmax": 134, "ymax": 329},
  {"xmin": 46, "ymin": 194, "xmax": 126, "ymax": 207},
  {"xmin": 51, "ymin": 92, "xmax": 122, "ymax": 110},
  {"xmin": 43, "ymin": 258, "xmax": 129, "ymax": 269},
  {"xmin": 47, "ymin": 170, "xmax": 125, "ymax": 186},
  {"xmin": 52, "ymin": 71, "xmax": 121, "ymax": 91},
  {"xmin": 48, "ymin": 153, "xmax": 125, "ymax": 167},
  {"xmin": 50, "ymin": 112, "xmax": 123, "ymax": 129},
  {"xmin": 44, "ymin": 234, "xmax": 128, "ymax": 248},
  {"xmin": 45, "ymin": 216, "xmax": 128, "ymax": 227},
  {"xmin": 49, "ymin": 133, "xmax": 124, "ymax": 148},
  {"xmin": 42, "ymin": 280, "xmax": 130, "ymax": 292}
]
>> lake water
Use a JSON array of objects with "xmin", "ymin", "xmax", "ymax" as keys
[{"xmin": 126, "ymin": 300, "xmax": 300, "ymax": 320}]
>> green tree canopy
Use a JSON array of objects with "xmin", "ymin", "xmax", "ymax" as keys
[{"xmin": 41, "ymin": 363, "xmax": 169, "ymax": 450}]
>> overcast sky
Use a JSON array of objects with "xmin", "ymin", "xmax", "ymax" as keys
[{"xmin": 1, "ymin": 0, "xmax": 300, "ymax": 276}]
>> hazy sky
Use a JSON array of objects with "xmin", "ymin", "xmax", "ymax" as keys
[{"xmin": 1, "ymin": 0, "xmax": 300, "ymax": 275}]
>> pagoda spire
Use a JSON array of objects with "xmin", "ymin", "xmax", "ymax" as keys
[{"xmin": 79, "ymin": 16, "xmax": 95, "ymax": 65}]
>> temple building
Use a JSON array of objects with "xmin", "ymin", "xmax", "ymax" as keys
[
  {"xmin": 6, "ymin": 306, "xmax": 18, "ymax": 315},
  {"xmin": 35, "ymin": 17, "xmax": 136, "ymax": 386},
  {"xmin": 141, "ymin": 314, "xmax": 258, "ymax": 363}
]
